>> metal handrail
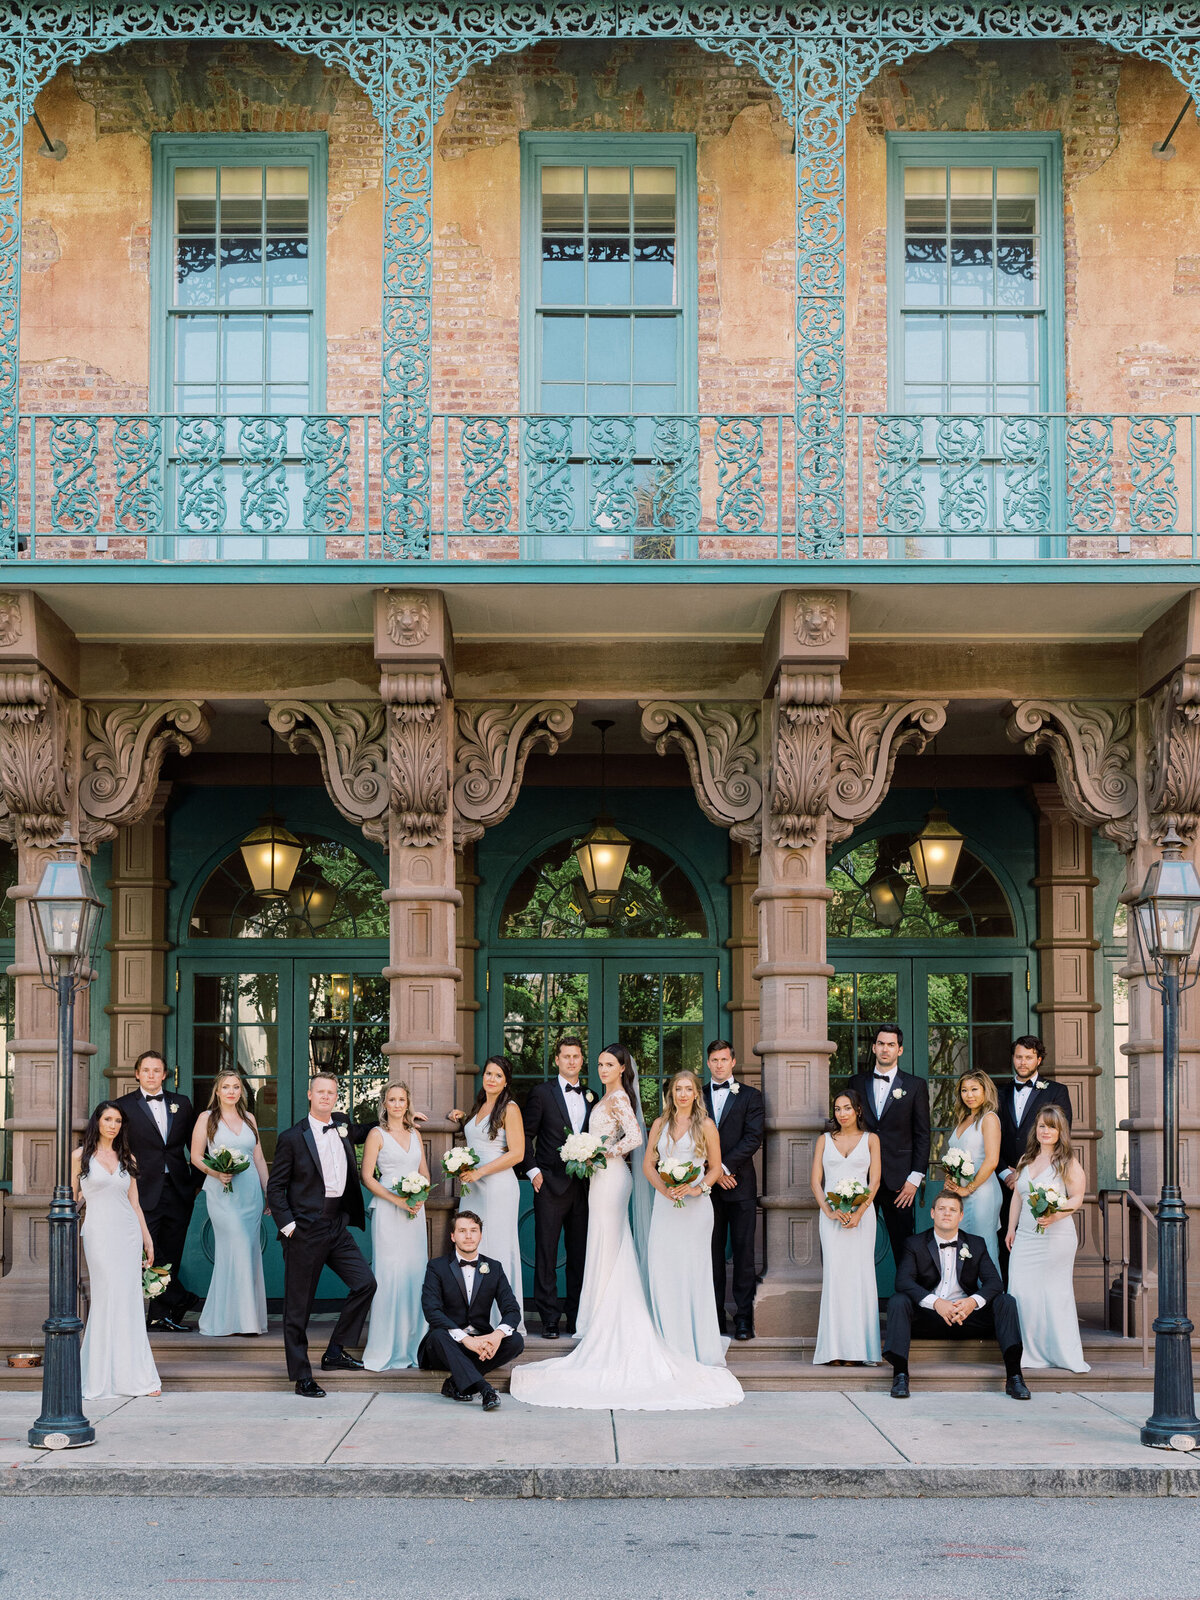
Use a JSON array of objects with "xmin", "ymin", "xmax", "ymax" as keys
[{"xmin": 1098, "ymin": 1187, "xmax": 1157, "ymax": 1367}]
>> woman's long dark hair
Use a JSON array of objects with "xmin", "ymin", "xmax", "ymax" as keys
[
  {"xmin": 599, "ymin": 1042, "xmax": 638, "ymax": 1110},
  {"xmin": 826, "ymin": 1087, "xmax": 866, "ymax": 1134},
  {"xmin": 80, "ymin": 1101, "xmax": 137, "ymax": 1179},
  {"xmin": 468, "ymin": 1055, "xmax": 515, "ymax": 1141}
]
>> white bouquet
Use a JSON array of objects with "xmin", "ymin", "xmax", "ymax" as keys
[
  {"xmin": 942, "ymin": 1147, "xmax": 976, "ymax": 1188},
  {"xmin": 390, "ymin": 1172, "xmax": 432, "ymax": 1215},
  {"xmin": 825, "ymin": 1176, "xmax": 870, "ymax": 1216},
  {"xmin": 560, "ymin": 1131, "xmax": 607, "ymax": 1180},
  {"xmin": 206, "ymin": 1144, "xmax": 252, "ymax": 1194},
  {"xmin": 142, "ymin": 1262, "xmax": 171, "ymax": 1300},
  {"xmin": 442, "ymin": 1145, "xmax": 480, "ymax": 1181},
  {"xmin": 658, "ymin": 1156, "xmax": 703, "ymax": 1208},
  {"xmin": 1027, "ymin": 1179, "xmax": 1065, "ymax": 1235}
]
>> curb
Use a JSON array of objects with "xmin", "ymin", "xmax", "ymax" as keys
[{"xmin": 2, "ymin": 1462, "xmax": 1198, "ymax": 1498}]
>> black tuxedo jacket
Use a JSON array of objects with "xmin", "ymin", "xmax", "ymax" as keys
[
  {"xmin": 893, "ymin": 1226, "xmax": 1003, "ymax": 1309},
  {"xmin": 845, "ymin": 1069, "xmax": 931, "ymax": 1191},
  {"xmin": 115, "ymin": 1088, "xmax": 201, "ymax": 1213},
  {"xmin": 521, "ymin": 1078, "xmax": 594, "ymax": 1197},
  {"xmin": 420, "ymin": 1252, "xmax": 522, "ymax": 1336},
  {"xmin": 702, "ymin": 1080, "xmax": 764, "ymax": 1201},
  {"xmin": 266, "ymin": 1113, "xmax": 367, "ymax": 1236},
  {"xmin": 997, "ymin": 1075, "xmax": 1072, "ymax": 1173}
]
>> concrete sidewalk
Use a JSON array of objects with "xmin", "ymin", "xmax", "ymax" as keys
[{"xmin": 2, "ymin": 1388, "xmax": 1199, "ymax": 1497}]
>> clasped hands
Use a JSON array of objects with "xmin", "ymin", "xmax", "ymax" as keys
[
  {"xmin": 461, "ymin": 1329, "xmax": 503, "ymax": 1361},
  {"xmin": 933, "ymin": 1296, "xmax": 976, "ymax": 1327}
]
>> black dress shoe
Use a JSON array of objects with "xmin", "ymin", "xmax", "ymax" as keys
[
  {"xmin": 541, "ymin": 1324, "xmax": 560, "ymax": 1341},
  {"xmin": 321, "ymin": 1351, "xmax": 365, "ymax": 1371},
  {"xmin": 480, "ymin": 1384, "xmax": 501, "ymax": 1412},
  {"xmin": 562, "ymin": 1324, "xmax": 576, "ymax": 1338},
  {"xmin": 147, "ymin": 1315, "xmax": 190, "ymax": 1333},
  {"xmin": 890, "ymin": 1372, "xmax": 911, "ymax": 1399},
  {"xmin": 295, "ymin": 1379, "xmax": 326, "ymax": 1398},
  {"xmin": 732, "ymin": 1320, "xmax": 754, "ymax": 1342},
  {"xmin": 441, "ymin": 1378, "xmax": 473, "ymax": 1403},
  {"xmin": 1005, "ymin": 1374, "xmax": 1032, "ymax": 1401}
]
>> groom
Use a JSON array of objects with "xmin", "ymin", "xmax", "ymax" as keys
[
  {"xmin": 522, "ymin": 1035, "xmax": 594, "ymax": 1339},
  {"xmin": 419, "ymin": 1211, "xmax": 525, "ymax": 1411},
  {"xmin": 266, "ymin": 1072, "xmax": 376, "ymax": 1397},
  {"xmin": 845, "ymin": 1023, "xmax": 930, "ymax": 1270}
]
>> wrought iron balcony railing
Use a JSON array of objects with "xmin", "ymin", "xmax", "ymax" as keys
[{"xmin": 9, "ymin": 410, "xmax": 1199, "ymax": 562}]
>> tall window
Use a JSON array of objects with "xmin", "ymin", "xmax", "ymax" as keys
[
  {"xmin": 886, "ymin": 135, "xmax": 1063, "ymax": 556},
  {"xmin": 154, "ymin": 136, "xmax": 326, "ymax": 557},
  {"xmin": 521, "ymin": 135, "xmax": 697, "ymax": 557}
]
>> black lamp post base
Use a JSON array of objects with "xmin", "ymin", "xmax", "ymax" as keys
[
  {"xmin": 1140, "ymin": 1418, "xmax": 1200, "ymax": 1451},
  {"xmin": 28, "ymin": 1419, "xmax": 96, "ymax": 1450}
]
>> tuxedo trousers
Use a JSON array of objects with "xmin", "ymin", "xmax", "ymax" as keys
[
  {"xmin": 876, "ymin": 1183, "xmax": 918, "ymax": 1270},
  {"xmin": 143, "ymin": 1182, "xmax": 198, "ymax": 1319},
  {"xmin": 420, "ymin": 1328, "xmax": 525, "ymax": 1393},
  {"xmin": 531, "ymin": 1178, "xmax": 588, "ymax": 1330},
  {"xmin": 883, "ymin": 1290, "xmax": 1023, "ymax": 1364},
  {"xmin": 282, "ymin": 1205, "xmax": 376, "ymax": 1382},
  {"xmin": 711, "ymin": 1191, "xmax": 757, "ymax": 1324}
]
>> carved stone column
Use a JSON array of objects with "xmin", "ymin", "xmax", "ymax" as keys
[{"xmin": 103, "ymin": 788, "xmax": 172, "ymax": 1099}]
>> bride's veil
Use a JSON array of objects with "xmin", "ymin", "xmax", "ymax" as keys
[{"xmin": 627, "ymin": 1055, "xmax": 655, "ymax": 1294}]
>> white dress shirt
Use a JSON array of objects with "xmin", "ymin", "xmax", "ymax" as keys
[
  {"xmin": 871, "ymin": 1067, "xmax": 924, "ymax": 1189},
  {"xmin": 710, "ymin": 1078, "xmax": 735, "ymax": 1175},
  {"xmin": 920, "ymin": 1234, "xmax": 986, "ymax": 1313},
  {"xmin": 448, "ymin": 1255, "xmax": 514, "ymax": 1342},
  {"xmin": 310, "ymin": 1114, "xmax": 348, "ymax": 1196},
  {"xmin": 526, "ymin": 1077, "xmax": 587, "ymax": 1183},
  {"xmin": 999, "ymin": 1078, "xmax": 1038, "ymax": 1180},
  {"xmin": 141, "ymin": 1090, "xmax": 168, "ymax": 1141}
]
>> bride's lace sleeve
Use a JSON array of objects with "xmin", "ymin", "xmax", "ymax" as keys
[{"xmin": 603, "ymin": 1090, "xmax": 643, "ymax": 1157}]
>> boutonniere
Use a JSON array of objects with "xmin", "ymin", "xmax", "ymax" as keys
[
  {"xmin": 337, "ymin": 1125, "xmax": 348, "ymax": 1138},
  {"xmin": 729, "ymin": 1082, "xmax": 740, "ymax": 1096},
  {"xmin": 959, "ymin": 1244, "xmax": 972, "ymax": 1261},
  {"xmin": 169, "ymin": 1103, "xmax": 179, "ymax": 1114},
  {"xmin": 585, "ymin": 1091, "xmax": 595, "ymax": 1103},
  {"xmin": 478, "ymin": 1262, "xmax": 490, "ymax": 1275},
  {"xmin": 892, "ymin": 1087, "xmax": 905, "ymax": 1100},
  {"xmin": 1031, "ymin": 1078, "xmax": 1044, "ymax": 1091}
]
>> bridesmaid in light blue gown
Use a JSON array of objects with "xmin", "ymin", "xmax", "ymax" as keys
[
  {"xmin": 362, "ymin": 1082, "xmax": 430, "ymax": 1370},
  {"xmin": 449, "ymin": 1054, "xmax": 526, "ymax": 1332},
  {"xmin": 643, "ymin": 1070, "xmax": 728, "ymax": 1368},
  {"xmin": 190, "ymin": 1072, "xmax": 269, "ymax": 1337},
  {"xmin": 943, "ymin": 1072, "xmax": 1003, "ymax": 1267}
]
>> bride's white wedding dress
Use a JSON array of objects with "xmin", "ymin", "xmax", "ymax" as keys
[{"xmin": 510, "ymin": 1089, "xmax": 743, "ymax": 1411}]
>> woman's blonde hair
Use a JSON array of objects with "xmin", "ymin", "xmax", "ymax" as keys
[
  {"xmin": 662, "ymin": 1070, "xmax": 708, "ymax": 1153},
  {"xmin": 1017, "ymin": 1104, "xmax": 1076, "ymax": 1182},
  {"xmin": 379, "ymin": 1080, "xmax": 415, "ymax": 1132},
  {"xmin": 205, "ymin": 1072, "xmax": 255, "ymax": 1147},
  {"xmin": 956, "ymin": 1070, "xmax": 999, "ymax": 1127}
]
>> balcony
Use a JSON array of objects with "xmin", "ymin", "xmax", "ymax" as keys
[{"xmin": 10, "ymin": 410, "xmax": 1200, "ymax": 566}]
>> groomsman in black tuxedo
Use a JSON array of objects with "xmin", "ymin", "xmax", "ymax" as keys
[
  {"xmin": 703, "ymin": 1039, "xmax": 764, "ymax": 1341},
  {"xmin": 419, "ymin": 1211, "xmax": 525, "ymax": 1410},
  {"xmin": 996, "ymin": 1033, "xmax": 1072, "ymax": 1275},
  {"xmin": 884, "ymin": 1190, "xmax": 1030, "ymax": 1400},
  {"xmin": 521, "ymin": 1035, "xmax": 595, "ymax": 1339},
  {"xmin": 266, "ymin": 1072, "xmax": 376, "ymax": 1397},
  {"xmin": 115, "ymin": 1050, "xmax": 203, "ymax": 1330},
  {"xmin": 845, "ymin": 1023, "xmax": 931, "ymax": 1269}
]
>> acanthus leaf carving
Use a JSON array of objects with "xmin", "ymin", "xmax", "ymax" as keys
[
  {"xmin": 381, "ymin": 670, "xmax": 448, "ymax": 848},
  {"xmin": 453, "ymin": 701, "xmax": 575, "ymax": 850},
  {"xmin": 826, "ymin": 699, "xmax": 948, "ymax": 850},
  {"xmin": 269, "ymin": 700, "xmax": 389, "ymax": 847},
  {"xmin": 770, "ymin": 670, "xmax": 841, "ymax": 849},
  {"xmin": 1146, "ymin": 672, "xmax": 1200, "ymax": 845},
  {"xmin": 78, "ymin": 700, "xmax": 210, "ymax": 845},
  {"xmin": 1006, "ymin": 699, "xmax": 1138, "ymax": 849},
  {"xmin": 639, "ymin": 701, "xmax": 763, "ymax": 852},
  {"xmin": 0, "ymin": 672, "xmax": 71, "ymax": 849}
]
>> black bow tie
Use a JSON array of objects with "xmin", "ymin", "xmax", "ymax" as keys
[
  {"xmin": 712, "ymin": 1082, "xmax": 730, "ymax": 1092},
  {"xmin": 564, "ymin": 1083, "xmax": 584, "ymax": 1095},
  {"xmin": 321, "ymin": 1123, "xmax": 338, "ymax": 1135},
  {"xmin": 873, "ymin": 1074, "xmax": 892, "ymax": 1083},
  {"xmin": 144, "ymin": 1094, "xmax": 165, "ymax": 1103},
  {"xmin": 938, "ymin": 1239, "xmax": 960, "ymax": 1250},
  {"xmin": 457, "ymin": 1258, "xmax": 477, "ymax": 1270}
]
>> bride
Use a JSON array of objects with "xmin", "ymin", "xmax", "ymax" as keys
[{"xmin": 510, "ymin": 1043, "xmax": 743, "ymax": 1411}]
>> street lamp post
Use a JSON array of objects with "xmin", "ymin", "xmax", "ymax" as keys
[
  {"xmin": 26, "ymin": 827, "xmax": 105, "ymax": 1451},
  {"xmin": 1131, "ymin": 827, "xmax": 1200, "ymax": 1451}
]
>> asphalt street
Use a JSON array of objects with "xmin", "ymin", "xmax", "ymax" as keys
[{"xmin": 0, "ymin": 1495, "xmax": 1195, "ymax": 1600}]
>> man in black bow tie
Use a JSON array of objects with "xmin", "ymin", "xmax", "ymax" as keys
[
  {"xmin": 115, "ymin": 1051, "xmax": 203, "ymax": 1330},
  {"xmin": 419, "ymin": 1212, "xmax": 524, "ymax": 1410},
  {"xmin": 884, "ymin": 1190, "xmax": 1030, "ymax": 1400},
  {"xmin": 521, "ymin": 1036, "xmax": 593, "ymax": 1339},
  {"xmin": 845, "ymin": 1024, "xmax": 931, "ymax": 1271}
]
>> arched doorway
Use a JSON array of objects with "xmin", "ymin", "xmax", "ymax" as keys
[
  {"xmin": 173, "ymin": 830, "xmax": 388, "ymax": 1301},
  {"xmin": 828, "ymin": 828, "xmax": 1033, "ymax": 1276}
]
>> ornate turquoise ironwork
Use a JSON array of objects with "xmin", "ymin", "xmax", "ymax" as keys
[
  {"xmin": 587, "ymin": 416, "xmax": 637, "ymax": 538},
  {"xmin": 715, "ymin": 415, "xmax": 765, "ymax": 535},
  {"xmin": 239, "ymin": 417, "xmax": 289, "ymax": 533},
  {"xmin": 112, "ymin": 416, "xmax": 163, "ymax": 536},
  {"xmin": 1000, "ymin": 416, "xmax": 1050, "ymax": 533},
  {"xmin": 302, "ymin": 415, "xmax": 353, "ymax": 534},
  {"xmin": 1066, "ymin": 415, "xmax": 1115, "ymax": 534},
  {"xmin": 1129, "ymin": 415, "xmax": 1179, "ymax": 533},
  {"xmin": 524, "ymin": 415, "xmax": 574, "ymax": 539},
  {"xmin": 176, "ymin": 416, "xmax": 225, "ymax": 534},
  {"xmin": 875, "ymin": 415, "xmax": 924, "ymax": 536},
  {"xmin": 651, "ymin": 416, "xmax": 701, "ymax": 536},
  {"xmin": 48, "ymin": 416, "xmax": 100, "ymax": 535},
  {"xmin": 459, "ymin": 416, "xmax": 512, "ymax": 535},
  {"xmin": 936, "ymin": 416, "xmax": 987, "ymax": 535}
]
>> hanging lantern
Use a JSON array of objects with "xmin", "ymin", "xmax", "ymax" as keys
[
  {"xmin": 574, "ymin": 819, "xmax": 632, "ymax": 920},
  {"xmin": 908, "ymin": 807, "xmax": 965, "ymax": 895},
  {"xmin": 239, "ymin": 814, "xmax": 302, "ymax": 899},
  {"xmin": 289, "ymin": 875, "xmax": 339, "ymax": 930},
  {"xmin": 866, "ymin": 866, "xmax": 908, "ymax": 929}
]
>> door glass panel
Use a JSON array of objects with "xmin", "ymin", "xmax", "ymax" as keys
[
  {"xmin": 191, "ymin": 972, "xmax": 280, "ymax": 1158},
  {"xmin": 500, "ymin": 970, "xmax": 590, "ymax": 1095},
  {"xmin": 616, "ymin": 970, "xmax": 704, "ymax": 1124},
  {"xmin": 926, "ymin": 969, "xmax": 1014, "ymax": 1166},
  {"xmin": 828, "ymin": 970, "xmax": 900, "ymax": 1084},
  {"xmin": 307, "ymin": 972, "xmax": 390, "ymax": 1124}
]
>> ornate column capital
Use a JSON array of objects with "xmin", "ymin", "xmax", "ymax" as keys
[
  {"xmin": 1006, "ymin": 699, "xmax": 1138, "ymax": 849},
  {"xmin": 78, "ymin": 700, "xmax": 209, "ymax": 846},
  {"xmin": 0, "ymin": 671, "xmax": 71, "ymax": 848},
  {"xmin": 826, "ymin": 699, "xmax": 948, "ymax": 849},
  {"xmin": 269, "ymin": 700, "xmax": 389, "ymax": 847},
  {"xmin": 452, "ymin": 701, "xmax": 574, "ymax": 850},
  {"xmin": 770, "ymin": 669, "xmax": 841, "ymax": 850},
  {"xmin": 380, "ymin": 669, "xmax": 449, "ymax": 849},
  {"xmin": 1145, "ymin": 669, "xmax": 1200, "ymax": 844},
  {"xmin": 639, "ymin": 701, "xmax": 763, "ymax": 851}
]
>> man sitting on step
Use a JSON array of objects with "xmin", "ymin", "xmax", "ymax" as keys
[{"xmin": 883, "ymin": 1189, "xmax": 1031, "ymax": 1401}]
